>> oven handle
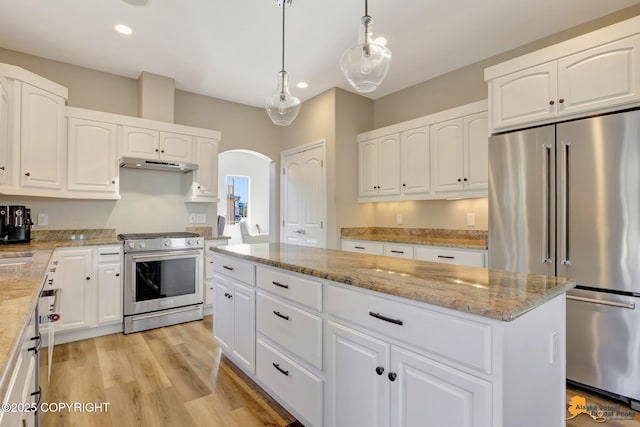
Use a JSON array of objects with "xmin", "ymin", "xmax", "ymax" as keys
[{"xmin": 128, "ymin": 250, "xmax": 203, "ymax": 261}]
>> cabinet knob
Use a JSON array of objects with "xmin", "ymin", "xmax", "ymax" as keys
[
  {"xmin": 463, "ymin": 178, "xmax": 468, "ymax": 182},
  {"xmin": 0, "ymin": 166, "xmax": 5, "ymax": 171},
  {"xmin": 402, "ymin": 183, "xmax": 406, "ymax": 187},
  {"xmin": 197, "ymin": 186, "xmax": 201, "ymax": 189},
  {"xmin": 457, "ymin": 178, "xmax": 462, "ymax": 182},
  {"xmin": 388, "ymin": 372, "xmax": 397, "ymax": 382},
  {"xmin": 549, "ymin": 100, "xmax": 555, "ymax": 105},
  {"xmin": 115, "ymin": 273, "xmax": 120, "ymax": 277},
  {"xmin": 375, "ymin": 366, "xmax": 385, "ymax": 375},
  {"xmin": 112, "ymin": 180, "xmax": 116, "ymax": 184},
  {"xmin": 155, "ymin": 149, "xmax": 159, "ymax": 152},
  {"xmin": 161, "ymin": 150, "xmax": 165, "ymax": 153},
  {"xmin": 559, "ymin": 98, "xmax": 565, "ymax": 104},
  {"xmin": 86, "ymin": 277, "xmax": 91, "ymax": 280},
  {"xmin": 25, "ymin": 172, "xmax": 31, "ymax": 177}
]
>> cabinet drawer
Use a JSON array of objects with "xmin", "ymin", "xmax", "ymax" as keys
[
  {"xmin": 383, "ymin": 243, "xmax": 414, "ymax": 259},
  {"xmin": 257, "ymin": 292, "xmax": 322, "ymax": 369},
  {"xmin": 327, "ymin": 284, "xmax": 492, "ymax": 374},
  {"xmin": 414, "ymin": 246, "xmax": 486, "ymax": 267},
  {"xmin": 256, "ymin": 338, "xmax": 323, "ymax": 427},
  {"xmin": 257, "ymin": 266, "xmax": 322, "ymax": 311},
  {"xmin": 213, "ymin": 254, "xmax": 255, "ymax": 285},
  {"xmin": 341, "ymin": 239, "xmax": 384, "ymax": 255},
  {"xmin": 97, "ymin": 245, "xmax": 122, "ymax": 263}
]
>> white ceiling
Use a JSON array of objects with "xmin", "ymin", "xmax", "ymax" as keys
[{"xmin": 0, "ymin": 0, "xmax": 638, "ymax": 108}]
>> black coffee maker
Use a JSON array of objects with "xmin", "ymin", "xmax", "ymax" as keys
[{"xmin": 0, "ymin": 205, "xmax": 32, "ymax": 244}]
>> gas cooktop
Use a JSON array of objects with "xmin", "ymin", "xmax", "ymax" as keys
[{"xmin": 118, "ymin": 232, "xmax": 200, "ymax": 240}]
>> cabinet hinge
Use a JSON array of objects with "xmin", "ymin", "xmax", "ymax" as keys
[
  {"xmin": 283, "ymin": 219, "xmax": 285, "ymax": 227},
  {"xmin": 321, "ymin": 160, "xmax": 323, "ymax": 168},
  {"xmin": 282, "ymin": 168, "xmax": 285, "ymax": 175},
  {"xmin": 321, "ymin": 221, "xmax": 323, "ymax": 229}
]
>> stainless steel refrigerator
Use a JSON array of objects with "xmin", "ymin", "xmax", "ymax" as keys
[{"xmin": 488, "ymin": 109, "xmax": 640, "ymax": 409}]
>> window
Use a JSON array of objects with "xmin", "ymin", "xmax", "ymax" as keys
[{"xmin": 226, "ymin": 175, "xmax": 249, "ymax": 224}]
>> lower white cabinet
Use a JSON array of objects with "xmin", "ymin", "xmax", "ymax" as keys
[
  {"xmin": 212, "ymin": 257, "xmax": 256, "ymax": 374},
  {"xmin": 49, "ymin": 245, "xmax": 123, "ymax": 338},
  {"xmin": 383, "ymin": 243, "xmax": 413, "ymax": 259},
  {"xmin": 341, "ymin": 239, "xmax": 384, "ymax": 255},
  {"xmin": 0, "ymin": 311, "xmax": 38, "ymax": 427},
  {"xmin": 204, "ymin": 240, "xmax": 227, "ymax": 312}
]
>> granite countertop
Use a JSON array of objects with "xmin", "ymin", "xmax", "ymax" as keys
[
  {"xmin": 213, "ymin": 243, "xmax": 574, "ymax": 322},
  {"xmin": 341, "ymin": 227, "xmax": 488, "ymax": 250}
]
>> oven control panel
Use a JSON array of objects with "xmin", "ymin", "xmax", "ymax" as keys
[{"xmin": 123, "ymin": 238, "xmax": 204, "ymax": 252}]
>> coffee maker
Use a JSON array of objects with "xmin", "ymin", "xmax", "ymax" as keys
[{"xmin": 0, "ymin": 205, "xmax": 32, "ymax": 244}]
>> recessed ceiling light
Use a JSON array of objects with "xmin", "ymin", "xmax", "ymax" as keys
[
  {"xmin": 373, "ymin": 37, "xmax": 387, "ymax": 46},
  {"xmin": 115, "ymin": 24, "xmax": 133, "ymax": 35},
  {"xmin": 297, "ymin": 82, "xmax": 308, "ymax": 89}
]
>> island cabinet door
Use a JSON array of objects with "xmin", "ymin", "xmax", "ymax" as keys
[
  {"xmin": 326, "ymin": 321, "xmax": 390, "ymax": 427},
  {"xmin": 389, "ymin": 346, "xmax": 492, "ymax": 427},
  {"xmin": 212, "ymin": 273, "xmax": 233, "ymax": 351}
]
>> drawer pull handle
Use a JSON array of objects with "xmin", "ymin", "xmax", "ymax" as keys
[
  {"xmin": 223, "ymin": 265, "xmax": 234, "ymax": 271},
  {"xmin": 375, "ymin": 366, "xmax": 385, "ymax": 375},
  {"xmin": 30, "ymin": 386, "xmax": 42, "ymax": 409},
  {"xmin": 100, "ymin": 252, "xmax": 120, "ymax": 256},
  {"xmin": 28, "ymin": 332, "xmax": 42, "ymax": 354},
  {"xmin": 369, "ymin": 311, "xmax": 403, "ymax": 326},
  {"xmin": 354, "ymin": 246, "xmax": 365, "ymax": 250},
  {"xmin": 388, "ymin": 372, "xmax": 397, "ymax": 382},
  {"xmin": 272, "ymin": 281, "xmax": 289, "ymax": 289},
  {"xmin": 273, "ymin": 310, "xmax": 290, "ymax": 321},
  {"xmin": 390, "ymin": 250, "xmax": 404, "ymax": 254},
  {"xmin": 224, "ymin": 292, "xmax": 233, "ymax": 299},
  {"xmin": 273, "ymin": 362, "xmax": 289, "ymax": 376},
  {"xmin": 437, "ymin": 255, "xmax": 455, "ymax": 259}
]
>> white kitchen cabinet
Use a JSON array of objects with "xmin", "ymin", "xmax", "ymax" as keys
[
  {"xmin": 0, "ymin": 77, "xmax": 9, "ymax": 186},
  {"xmin": 0, "ymin": 311, "xmax": 38, "ymax": 427},
  {"xmin": 189, "ymin": 136, "xmax": 219, "ymax": 202},
  {"xmin": 358, "ymin": 134, "xmax": 400, "ymax": 198},
  {"xmin": 120, "ymin": 127, "xmax": 194, "ymax": 162},
  {"xmin": 50, "ymin": 245, "xmax": 123, "ymax": 341},
  {"xmin": 19, "ymin": 82, "xmax": 66, "ymax": 192},
  {"xmin": 204, "ymin": 241, "xmax": 226, "ymax": 311},
  {"xmin": 54, "ymin": 247, "xmax": 94, "ymax": 332},
  {"xmin": 390, "ymin": 346, "xmax": 491, "ymax": 427},
  {"xmin": 120, "ymin": 125, "xmax": 159, "ymax": 158},
  {"xmin": 96, "ymin": 246, "xmax": 123, "ymax": 325},
  {"xmin": 67, "ymin": 117, "xmax": 119, "ymax": 197},
  {"xmin": 414, "ymin": 246, "xmax": 486, "ymax": 267},
  {"xmin": 400, "ymin": 126, "xmax": 430, "ymax": 195},
  {"xmin": 358, "ymin": 100, "xmax": 487, "ymax": 202},
  {"xmin": 431, "ymin": 111, "xmax": 488, "ymax": 194},
  {"xmin": 341, "ymin": 239, "xmax": 384, "ymax": 256},
  {"xmin": 486, "ymin": 21, "xmax": 640, "ymax": 132},
  {"xmin": 326, "ymin": 321, "xmax": 389, "ymax": 427},
  {"xmin": 212, "ymin": 254, "xmax": 256, "ymax": 373}
]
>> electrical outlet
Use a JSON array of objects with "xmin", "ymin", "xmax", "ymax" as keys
[
  {"xmin": 466, "ymin": 213, "xmax": 476, "ymax": 227},
  {"xmin": 396, "ymin": 213, "xmax": 403, "ymax": 225},
  {"xmin": 38, "ymin": 213, "xmax": 48, "ymax": 226},
  {"xmin": 196, "ymin": 214, "xmax": 206, "ymax": 224},
  {"xmin": 189, "ymin": 214, "xmax": 196, "ymax": 224}
]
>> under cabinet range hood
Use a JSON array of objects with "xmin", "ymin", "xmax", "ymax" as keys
[{"xmin": 119, "ymin": 157, "xmax": 198, "ymax": 173}]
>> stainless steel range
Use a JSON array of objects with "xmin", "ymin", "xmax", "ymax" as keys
[{"xmin": 119, "ymin": 232, "xmax": 204, "ymax": 334}]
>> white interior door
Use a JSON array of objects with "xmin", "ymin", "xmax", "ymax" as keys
[{"xmin": 281, "ymin": 142, "xmax": 326, "ymax": 248}]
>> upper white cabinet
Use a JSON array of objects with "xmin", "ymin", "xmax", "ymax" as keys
[
  {"xmin": 67, "ymin": 116, "xmax": 118, "ymax": 198},
  {"xmin": 486, "ymin": 17, "xmax": 640, "ymax": 132},
  {"xmin": 0, "ymin": 78, "xmax": 9, "ymax": 186},
  {"xmin": 121, "ymin": 127, "xmax": 194, "ymax": 163},
  {"xmin": 359, "ymin": 134, "xmax": 400, "ymax": 198},
  {"xmin": 358, "ymin": 100, "xmax": 487, "ymax": 202},
  {"xmin": 189, "ymin": 136, "xmax": 219, "ymax": 202},
  {"xmin": 19, "ymin": 82, "xmax": 66, "ymax": 192}
]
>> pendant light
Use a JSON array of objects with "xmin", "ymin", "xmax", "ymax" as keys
[
  {"xmin": 340, "ymin": 0, "xmax": 392, "ymax": 93},
  {"xmin": 265, "ymin": 0, "xmax": 301, "ymax": 126}
]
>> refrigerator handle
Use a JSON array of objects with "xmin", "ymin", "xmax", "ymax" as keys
[
  {"xmin": 560, "ymin": 141, "xmax": 571, "ymax": 265},
  {"xmin": 542, "ymin": 144, "xmax": 553, "ymax": 264}
]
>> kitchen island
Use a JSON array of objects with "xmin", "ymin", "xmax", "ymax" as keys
[{"xmin": 212, "ymin": 243, "xmax": 574, "ymax": 427}]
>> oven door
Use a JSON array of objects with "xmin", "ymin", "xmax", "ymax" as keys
[{"xmin": 124, "ymin": 249, "xmax": 203, "ymax": 316}]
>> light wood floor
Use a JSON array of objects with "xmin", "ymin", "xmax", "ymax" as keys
[
  {"xmin": 39, "ymin": 316, "xmax": 298, "ymax": 427},
  {"xmin": 38, "ymin": 316, "xmax": 639, "ymax": 426}
]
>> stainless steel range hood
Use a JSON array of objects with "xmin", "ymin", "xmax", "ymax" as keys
[{"xmin": 119, "ymin": 157, "xmax": 198, "ymax": 173}]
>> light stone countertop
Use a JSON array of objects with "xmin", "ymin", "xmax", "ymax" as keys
[{"xmin": 213, "ymin": 243, "xmax": 575, "ymax": 322}]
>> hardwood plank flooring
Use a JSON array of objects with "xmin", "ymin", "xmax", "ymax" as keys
[
  {"xmin": 39, "ymin": 316, "xmax": 297, "ymax": 427},
  {"xmin": 38, "ymin": 315, "xmax": 639, "ymax": 426}
]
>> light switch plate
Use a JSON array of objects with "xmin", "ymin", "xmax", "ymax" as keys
[
  {"xmin": 38, "ymin": 213, "xmax": 48, "ymax": 226},
  {"xmin": 196, "ymin": 214, "xmax": 206, "ymax": 224},
  {"xmin": 189, "ymin": 214, "xmax": 196, "ymax": 224},
  {"xmin": 466, "ymin": 213, "xmax": 476, "ymax": 227}
]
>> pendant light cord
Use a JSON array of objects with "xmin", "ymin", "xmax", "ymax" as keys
[
  {"xmin": 364, "ymin": 0, "xmax": 368, "ymax": 16},
  {"xmin": 281, "ymin": 2, "xmax": 286, "ymax": 72}
]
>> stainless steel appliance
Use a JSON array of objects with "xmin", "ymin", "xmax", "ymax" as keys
[
  {"xmin": 0, "ymin": 205, "xmax": 32, "ymax": 244},
  {"xmin": 120, "ymin": 232, "xmax": 204, "ymax": 334},
  {"xmin": 488, "ymin": 109, "xmax": 640, "ymax": 409}
]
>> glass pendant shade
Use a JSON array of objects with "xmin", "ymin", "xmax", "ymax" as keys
[
  {"xmin": 265, "ymin": 71, "xmax": 301, "ymax": 126},
  {"xmin": 341, "ymin": 15, "xmax": 392, "ymax": 93}
]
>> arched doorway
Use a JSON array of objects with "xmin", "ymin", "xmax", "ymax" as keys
[{"xmin": 218, "ymin": 150, "xmax": 274, "ymax": 245}]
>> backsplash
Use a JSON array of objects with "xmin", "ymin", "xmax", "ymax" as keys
[
  {"xmin": 31, "ymin": 228, "xmax": 117, "ymax": 242},
  {"xmin": 341, "ymin": 227, "xmax": 488, "ymax": 248}
]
